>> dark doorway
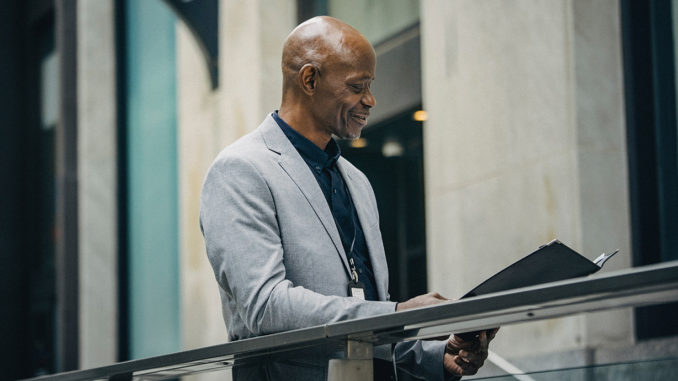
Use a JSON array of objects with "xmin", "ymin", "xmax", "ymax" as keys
[
  {"xmin": 1, "ymin": 0, "xmax": 60, "ymax": 377},
  {"xmin": 621, "ymin": 0, "xmax": 678, "ymax": 340},
  {"xmin": 27, "ymin": 6, "xmax": 59, "ymax": 376}
]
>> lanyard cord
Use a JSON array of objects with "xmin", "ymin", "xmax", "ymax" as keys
[{"xmin": 348, "ymin": 224, "xmax": 358, "ymax": 282}]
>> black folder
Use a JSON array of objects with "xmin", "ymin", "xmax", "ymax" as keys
[{"xmin": 456, "ymin": 239, "xmax": 617, "ymax": 340}]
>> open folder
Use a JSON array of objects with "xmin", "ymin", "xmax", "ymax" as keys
[{"xmin": 455, "ymin": 239, "xmax": 618, "ymax": 340}]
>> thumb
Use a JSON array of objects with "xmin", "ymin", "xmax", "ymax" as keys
[
  {"xmin": 430, "ymin": 292, "xmax": 449, "ymax": 301},
  {"xmin": 478, "ymin": 330, "xmax": 488, "ymax": 348}
]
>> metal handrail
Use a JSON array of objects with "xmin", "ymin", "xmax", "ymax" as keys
[{"xmin": 25, "ymin": 261, "xmax": 678, "ymax": 381}]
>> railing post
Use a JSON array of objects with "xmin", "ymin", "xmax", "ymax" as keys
[{"xmin": 327, "ymin": 339, "xmax": 373, "ymax": 381}]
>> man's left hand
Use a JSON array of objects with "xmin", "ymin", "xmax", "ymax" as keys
[{"xmin": 443, "ymin": 328, "xmax": 499, "ymax": 377}]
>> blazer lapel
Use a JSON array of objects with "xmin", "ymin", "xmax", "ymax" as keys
[
  {"xmin": 259, "ymin": 116, "xmax": 351, "ymax": 277},
  {"xmin": 337, "ymin": 159, "xmax": 389, "ymax": 301}
]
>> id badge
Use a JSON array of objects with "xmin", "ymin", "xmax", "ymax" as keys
[{"xmin": 348, "ymin": 279, "xmax": 366, "ymax": 300}]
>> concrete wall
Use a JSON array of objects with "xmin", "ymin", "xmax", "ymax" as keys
[
  {"xmin": 174, "ymin": 0, "xmax": 635, "ymax": 371},
  {"xmin": 70, "ymin": 0, "xmax": 643, "ymax": 373},
  {"xmin": 421, "ymin": 0, "xmax": 631, "ymax": 364},
  {"xmin": 571, "ymin": 0, "xmax": 632, "ymax": 350},
  {"xmin": 177, "ymin": 18, "xmax": 224, "ymax": 355},
  {"xmin": 71, "ymin": 0, "xmax": 296, "ymax": 371},
  {"xmin": 176, "ymin": 1, "xmax": 295, "ymax": 379},
  {"xmin": 76, "ymin": 0, "xmax": 118, "ymax": 369}
]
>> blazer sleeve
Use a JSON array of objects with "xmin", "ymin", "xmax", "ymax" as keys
[{"xmin": 200, "ymin": 154, "xmax": 396, "ymax": 336}]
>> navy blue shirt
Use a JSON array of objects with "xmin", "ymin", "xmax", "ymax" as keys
[{"xmin": 272, "ymin": 111, "xmax": 378, "ymax": 301}]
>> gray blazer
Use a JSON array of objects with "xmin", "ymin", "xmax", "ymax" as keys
[{"xmin": 200, "ymin": 114, "xmax": 445, "ymax": 380}]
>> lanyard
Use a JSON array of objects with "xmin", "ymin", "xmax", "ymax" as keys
[
  {"xmin": 346, "ymin": 222, "xmax": 365, "ymax": 300},
  {"xmin": 337, "ymin": 194, "xmax": 366, "ymax": 299},
  {"xmin": 348, "ymin": 225, "xmax": 358, "ymax": 282}
]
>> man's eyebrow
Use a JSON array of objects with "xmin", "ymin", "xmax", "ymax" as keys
[{"xmin": 348, "ymin": 75, "xmax": 375, "ymax": 81}]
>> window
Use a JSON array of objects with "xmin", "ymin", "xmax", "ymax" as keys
[{"xmin": 621, "ymin": 0, "xmax": 678, "ymax": 340}]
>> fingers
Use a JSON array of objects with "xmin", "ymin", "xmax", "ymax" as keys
[
  {"xmin": 396, "ymin": 292, "xmax": 450, "ymax": 311},
  {"xmin": 447, "ymin": 336, "xmax": 460, "ymax": 351},
  {"xmin": 443, "ymin": 353, "xmax": 464, "ymax": 376},
  {"xmin": 468, "ymin": 331, "xmax": 489, "ymax": 366},
  {"xmin": 478, "ymin": 330, "xmax": 488, "ymax": 348},
  {"xmin": 444, "ymin": 353, "xmax": 480, "ymax": 376},
  {"xmin": 446, "ymin": 332, "xmax": 489, "ymax": 373},
  {"xmin": 429, "ymin": 292, "xmax": 449, "ymax": 301},
  {"xmin": 456, "ymin": 354, "xmax": 480, "ymax": 375},
  {"xmin": 446, "ymin": 336, "xmax": 468, "ymax": 354},
  {"xmin": 448, "ymin": 334, "xmax": 479, "ymax": 351},
  {"xmin": 444, "ymin": 327, "xmax": 498, "ymax": 377},
  {"xmin": 458, "ymin": 347, "xmax": 486, "ymax": 369}
]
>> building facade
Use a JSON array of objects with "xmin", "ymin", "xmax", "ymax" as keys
[{"xmin": 1, "ymin": 0, "xmax": 676, "ymax": 379}]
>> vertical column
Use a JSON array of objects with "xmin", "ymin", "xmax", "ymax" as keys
[
  {"xmin": 77, "ymin": 0, "xmax": 119, "ymax": 368},
  {"xmin": 55, "ymin": 0, "xmax": 79, "ymax": 372},
  {"xmin": 176, "ymin": 14, "xmax": 224, "ymax": 353},
  {"xmin": 175, "ymin": 5, "xmax": 296, "ymax": 379},
  {"xmin": 0, "ymin": 1, "xmax": 30, "ymax": 378},
  {"xmin": 175, "ymin": 0, "xmax": 296, "ymax": 359},
  {"xmin": 571, "ymin": 0, "xmax": 632, "ymax": 348},
  {"xmin": 219, "ymin": 0, "xmax": 295, "ymax": 142},
  {"xmin": 421, "ymin": 0, "xmax": 632, "ymax": 366},
  {"xmin": 126, "ymin": 0, "xmax": 180, "ymax": 359}
]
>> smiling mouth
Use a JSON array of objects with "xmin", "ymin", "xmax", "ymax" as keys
[{"xmin": 351, "ymin": 113, "xmax": 368, "ymax": 122}]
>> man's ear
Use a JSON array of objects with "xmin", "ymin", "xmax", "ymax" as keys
[{"xmin": 299, "ymin": 64, "xmax": 319, "ymax": 95}]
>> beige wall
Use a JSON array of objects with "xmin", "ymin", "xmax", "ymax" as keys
[
  {"xmin": 174, "ymin": 0, "xmax": 637, "ymax": 374},
  {"xmin": 177, "ymin": 19, "xmax": 224, "ymax": 355},
  {"xmin": 421, "ymin": 0, "xmax": 631, "ymax": 360},
  {"xmin": 72, "ymin": 0, "xmax": 297, "ymax": 373},
  {"xmin": 571, "ymin": 0, "xmax": 632, "ymax": 349},
  {"xmin": 68, "ymin": 0, "xmax": 640, "ymax": 374},
  {"xmin": 77, "ymin": 0, "xmax": 118, "ymax": 369},
  {"xmin": 176, "ymin": 1, "xmax": 296, "ymax": 379}
]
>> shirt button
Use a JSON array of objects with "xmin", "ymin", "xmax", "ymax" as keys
[{"xmin": 333, "ymin": 188, "xmax": 337, "ymax": 194}]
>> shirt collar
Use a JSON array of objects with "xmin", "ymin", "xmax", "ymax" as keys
[{"xmin": 272, "ymin": 111, "xmax": 341, "ymax": 169}]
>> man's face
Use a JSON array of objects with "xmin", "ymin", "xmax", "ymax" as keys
[{"xmin": 312, "ymin": 45, "xmax": 376, "ymax": 140}]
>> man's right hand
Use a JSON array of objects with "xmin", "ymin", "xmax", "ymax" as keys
[{"xmin": 395, "ymin": 292, "xmax": 449, "ymax": 311}]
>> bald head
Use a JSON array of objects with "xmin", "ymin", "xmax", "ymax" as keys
[
  {"xmin": 281, "ymin": 16, "xmax": 374, "ymax": 97},
  {"xmin": 278, "ymin": 16, "xmax": 376, "ymax": 148}
]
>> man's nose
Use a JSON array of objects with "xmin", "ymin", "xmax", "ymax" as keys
[{"xmin": 362, "ymin": 88, "xmax": 376, "ymax": 108}]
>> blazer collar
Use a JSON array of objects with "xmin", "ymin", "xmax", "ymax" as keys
[{"xmin": 259, "ymin": 115, "xmax": 388, "ymax": 300}]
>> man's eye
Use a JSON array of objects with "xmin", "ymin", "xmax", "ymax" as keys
[{"xmin": 350, "ymin": 84, "xmax": 364, "ymax": 92}]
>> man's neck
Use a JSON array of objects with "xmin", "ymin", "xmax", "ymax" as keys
[{"xmin": 278, "ymin": 107, "xmax": 331, "ymax": 150}]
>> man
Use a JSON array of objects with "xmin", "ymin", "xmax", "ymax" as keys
[{"xmin": 200, "ymin": 16, "xmax": 496, "ymax": 380}]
